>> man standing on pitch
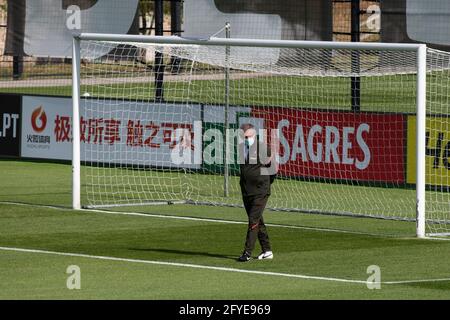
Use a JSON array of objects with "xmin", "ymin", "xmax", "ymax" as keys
[{"xmin": 237, "ymin": 123, "xmax": 275, "ymax": 262}]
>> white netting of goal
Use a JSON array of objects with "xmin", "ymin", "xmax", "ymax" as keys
[{"xmin": 78, "ymin": 40, "xmax": 450, "ymax": 237}]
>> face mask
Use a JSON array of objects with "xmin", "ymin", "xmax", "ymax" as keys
[{"xmin": 246, "ymin": 136, "xmax": 255, "ymax": 147}]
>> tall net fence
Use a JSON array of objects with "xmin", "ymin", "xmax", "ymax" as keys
[
  {"xmin": 0, "ymin": 0, "xmax": 382, "ymax": 95},
  {"xmin": 0, "ymin": 0, "xmax": 167, "ymax": 93}
]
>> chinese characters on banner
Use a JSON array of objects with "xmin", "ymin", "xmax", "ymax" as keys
[{"xmin": 21, "ymin": 96, "xmax": 200, "ymax": 168}]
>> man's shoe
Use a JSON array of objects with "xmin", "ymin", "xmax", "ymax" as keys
[
  {"xmin": 237, "ymin": 251, "xmax": 251, "ymax": 262},
  {"xmin": 257, "ymin": 251, "xmax": 273, "ymax": 260}
]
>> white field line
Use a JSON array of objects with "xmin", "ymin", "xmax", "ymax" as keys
[
  {"xmin": 0, "ymin": 246, "xmax": 364, "ymax": 284},
  {"xmin": 1, "ymin": 202, "xmax": 450, "ymax": 285},
  {"xmin": 2, "ymin": 201, "xmax": 449, "ymax": 241},
  {"xmin": 1, "ymin": 246, "xmax": 449, "ymax": 286},
  {"xmin": 0, "ymin": 201, "xmax": 394, "ymax": 238},
  {"xmin": 383, "ymin": 278, "xmax": 450, "ymax": 285}
]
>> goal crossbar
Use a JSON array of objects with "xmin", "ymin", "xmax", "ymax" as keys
[{"xmin": 76, "ymin": 33, "xmax": 424, "ymax": 52}]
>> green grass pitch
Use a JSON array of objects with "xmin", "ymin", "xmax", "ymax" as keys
[
  {"xmin": 0, "ymin": 75, "xmax": 421, "ymax": 113},
  {"xmin": 1, "ymin": 159, "xmax": 450, "ymax": 299},
  {"xmin": 1, "ymin": 69, "xmax": 450, "ymax": 299}
]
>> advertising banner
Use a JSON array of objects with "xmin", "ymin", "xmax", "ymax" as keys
[
  {"xmin": 251, "ymin": 107, "xmax": 407, "ymax": 183},
  {"xmin": 0, "ymin": 95, "xmax": 21, "ymax": 157},
  {"xmin": 407, "ymin": 116, "xmax": 450, "ymax": 188},
  {"xmin": 183, "ymin": 0, "xmax": 332, "ymax": 64},
  {"xmin": 5, "ymin": 0, "xmax": 139, "ymax": 57},
  {"xmin": 20, "ymin": 95, "xmax": 414, "ymax": 185},
  {"xmin": 184, "ymin": 0, "xmax": 332, "ymax": 41},
  {"xmin": 21, "ymin": 96, "xmax": 201, "ymax": 168},
  {"xmin": 381, "ymin": 0, "xmax": 450, "ymax": 50}
]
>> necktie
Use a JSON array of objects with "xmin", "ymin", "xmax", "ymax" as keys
[{"xmin": 245, "ymin": 143, "xmax": 249, "ymax": 163}]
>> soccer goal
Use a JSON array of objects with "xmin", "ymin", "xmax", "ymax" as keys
[{"xmin": 71, "ymin": 33, "xmax": 450, "ymax": 238}]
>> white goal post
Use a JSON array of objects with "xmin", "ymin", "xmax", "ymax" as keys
[{"xmin": 72, "ymin": 33, "xmax": 434, "ymax": 237}]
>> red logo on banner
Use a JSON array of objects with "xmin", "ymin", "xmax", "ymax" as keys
[
  {"xmin": 252, "ymin": 107, "xmax": 406, "ymax": 183},
  {"xmin": 31, "ymin": 106, "xmax": 47, "ymax": 133}
]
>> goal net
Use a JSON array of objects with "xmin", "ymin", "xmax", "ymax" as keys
[{"xmin": 73, "ymin": 35, "xmax": 450, "ymax": 238}]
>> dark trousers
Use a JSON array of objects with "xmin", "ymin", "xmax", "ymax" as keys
[{"xmin": 242, "ymin": 194, "xmax": 271, "ymax": 255}]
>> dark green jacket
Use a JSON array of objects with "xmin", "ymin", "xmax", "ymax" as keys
[{"xmin": 239, "ymin": 141, "xmax": 273, "ymax": 197}]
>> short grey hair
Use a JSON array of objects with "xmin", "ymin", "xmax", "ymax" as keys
[{"xmin": 240, "ymin": 123, "xmax": 255, "ymax": 133}]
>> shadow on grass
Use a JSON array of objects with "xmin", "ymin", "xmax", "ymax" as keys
[
  {"xmin": 129, "ymin": 247, "xmax": 238, "ymax": 261},
  {"xmin": 401, "ymin": 280, "xmax": 450, "ymax": 292},
  {"xmin": 0, "ymin": 200, "xmax": 70, "ymax": 210}
]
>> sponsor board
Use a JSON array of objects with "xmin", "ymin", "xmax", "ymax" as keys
[
  {"xmin": 407, "ymin": 115, "xmax": 450, "ymax": 187},
  {"xmin": 0, "ymin": 95, "xmax": 21, "ymax": 157},
  {"xmin": 251, "ymin": 107, "xmax": 407, "ymax": 183},
  {"xmin": 11, "ymin": 0, "xmax": 139, "ymax": 58},
  {"xmin": 21, "ymin": 96, "xmax": 255, "ymax": 168},
  {"xmin": 21, "ymin": 96, "xmax": 202, "ymax": 168},
  {"xmin": 21, "ymin": 95, "xmax": 414, "ymax": 186},
  {"xmin": 22, "ymin": 96, "xmax": 69, "ymax": 160}
]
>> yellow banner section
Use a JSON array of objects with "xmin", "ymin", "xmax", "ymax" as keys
[{"xmin": 407, "ymin": 116, "xmax": 450, "ymax": 186}]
